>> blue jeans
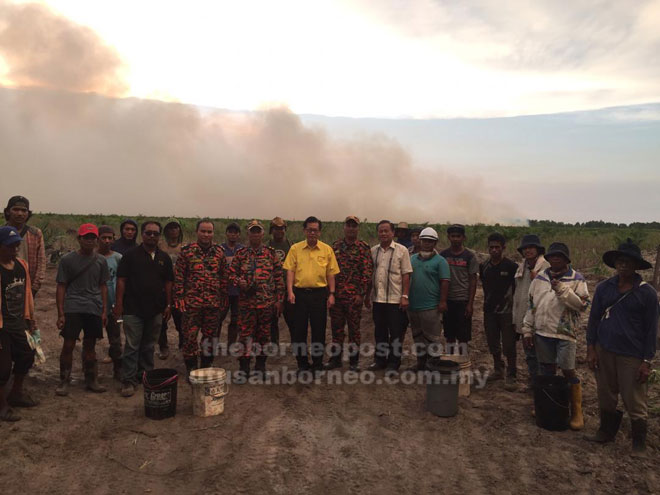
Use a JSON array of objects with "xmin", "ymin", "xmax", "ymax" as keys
[{"xmin": 121, "ymin": 314, "xmax": 163, "ymax": 385}]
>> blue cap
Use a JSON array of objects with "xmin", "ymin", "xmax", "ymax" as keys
[{"xmin": 0, "ymin": 226, "xmax": 22, "ymax": 246}]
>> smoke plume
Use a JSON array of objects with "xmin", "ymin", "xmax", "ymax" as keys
[{"xmin": 0, "ymin": 1, "xmax": 518, "ymax": 224}]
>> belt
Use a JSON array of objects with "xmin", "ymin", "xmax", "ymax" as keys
[{"xmin": 294, "ymin": 286, "xmax": 328, "ymax": 292}]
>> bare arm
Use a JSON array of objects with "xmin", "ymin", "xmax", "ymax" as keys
[
  {"xmin": 400, "ymin": 272, "xmax": 410, "ymax": 310},
  {"xmin": 287, "ymin": 270, "xmax": 295, "ymax": 304},
  {"xmin": 56, "ymin": 283, "xmax": 66, "ymax": 329},
  {"xmin": 113, "ymin": 277, "xmax": 126, "ymax": 318},
  {"xmin": 100, "ymin": 283, "xmax": 108, "ymax": 326},
  {"xmin": 327, "ymin": 273, "xmax": 335, "ymax": 308},
  {"xmin": 466, "ymin": 273, "xmax": 477, "ymax": 317}
]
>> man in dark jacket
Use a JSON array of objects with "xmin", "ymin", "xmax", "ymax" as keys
[
  {"xmin": 111, "ymin": 219, "xmax": 138, "ymax": 255},
  {"xmin": 585, "ymin": 239, "xmax": 658, "ymax": 456}
]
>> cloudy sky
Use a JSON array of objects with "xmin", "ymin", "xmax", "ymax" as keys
[{"xmin": 0, "ymin": 0, "xmax": 659, "ymax": 223}]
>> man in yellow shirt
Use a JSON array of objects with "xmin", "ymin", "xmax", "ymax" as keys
[{"xmin": 283, "ymin": 216, "xmax": 340, "ymax": 374}]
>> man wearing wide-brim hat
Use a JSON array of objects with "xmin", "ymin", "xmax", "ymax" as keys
[
  {"xmin": 585, "ymin": 239, "xmax": 658, "ymax": 455},
  {"xmin": 522, "ymin": 242, "xmax": 590, "ymax": 430},
  {"xmin": 512, "ymin": 234, "xmax": 550, "ymax": 387}
]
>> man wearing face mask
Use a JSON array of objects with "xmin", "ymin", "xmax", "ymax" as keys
[
  {"xmin": 585, "ymin": 239, "xmax": 658, "ymax": 456},
  {"xmin": 407, "ymin": 227, "xmax": 449, "ymax": 372}
]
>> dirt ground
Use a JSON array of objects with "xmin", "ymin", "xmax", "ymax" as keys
[{"xmin": 2, "ymin": 266, "xmax": 658, "ymax": 495}]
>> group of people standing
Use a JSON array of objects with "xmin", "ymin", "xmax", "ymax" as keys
[{"xmin": 0, "ymin": 195, "xmax": 657, "ymax": 456}]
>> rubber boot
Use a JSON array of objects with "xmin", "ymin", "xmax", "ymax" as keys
[
  {"xmin": 185, "ymin": 357, "xmax": 199, "ymax": 383},
  {"xmin": 569, "ymin": 382, "xmax": 584, "ymax": 431},
  {"xmin": 112, "ymin": 359, "xmax": 122, "ymax": 382},
  {"xmin": 349, "ymin": 351, "xmax": 360, "ymax": 372},
  {"xmin": 200, "ymin": 355, "xmax": 214, "ymax": 369},
  {"xmin": 631, "ymin": 419, "xmax": 647, "ymax": 456},
  {"xmin": 584, "ymin": 409, "xmax": 623, "ymax": 443},
  {"xmin": 324, "ymin": 355, "xmax": 343, "ymax": 371},
  {"xmin": 408, "ymin": 355, "xmax": 427, "ymax": 373},
  {"xmin": 84, "ymin": 362, "xmax": 107, "ymax": 393},
  {"xmin": 55, "ymin": 367, "xmax": 72, "ymax": 397},
  {"xmin": 255, "ymin": 356, "xmax": 267, "ymax": 380},
  {"xmin": 235, "ymin": 357, "xmax": 250, "ymax": 384},
  {"xmin": 488, "ymin": 355, "xmax": 504, "ymax": 382}
]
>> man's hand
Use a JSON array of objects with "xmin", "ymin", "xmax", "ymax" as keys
[
  {"xmin": 522, "ymin": 334, "xmax": 534, "ymax": 350},
  {"xmin": 352, "ymin": 294, "xmax": 364, "ymax": 307},
  {"xmin": 464, "ymin": 303, "xmax": 473, "ymax": 318},
  {"xmin": 102, "ymin": 313, "xmax": 108, "ymax": 328},
  {"xmin": 551, "ymin": 279, "xmax": 560, "ymax": 292},
  {"xmin": 56, "ymin": 315, "xmax": 66, "ymax": 330},
  {"xmin": 587, "ymin": 345, "xmax": 598, "ymax": 371},
  {"xmin": 327, "ymin": 294, "xmax": 335, "ymax": 309},
  {"xmin": 31, "ymin": 289, "xmax": 39, "ymax": 298},
  {"xmin": 288, "ymin": 292, "xmax": 296, "ymax": 305},
  {"xmin": 637, "ymin": 362, "xmax": 651, "ymax": 384},
  {"xmin": 437, "ymin": 301, "xmax": 448, "ymax": 313},
  {"xmin": 163, "ymin": 306, "xmax": 172, "ymax": 323},
  {"xmin": 275, "ymin": 301, "xmax": 283, "ymax": 316},
  {"xmin": 399, "ymin": 296, "xmax": 409, "ymax": 310},
  {"xmin": 28, "ymin": 319, "xmax": 36, "ymax": 333},
  {"xmin": 113, "ymin": 303, "xmax": 123, "ymax": 319}
]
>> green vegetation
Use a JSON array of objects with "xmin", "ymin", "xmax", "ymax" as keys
[{"xmin": 30, "ymin": 213, "xmax": 660, "ymax": 274}]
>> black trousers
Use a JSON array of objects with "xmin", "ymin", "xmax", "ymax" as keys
[
  {"xmin": 271, "ymin": 300, "xmax": 295, "ymax": 344},
  {"xmin": 372, "ymin": 302, "xmax": 405, "ymax": 368},
  {"xmin": 293, "ymin": 287, "xmax": 327, "ymax": 368}
]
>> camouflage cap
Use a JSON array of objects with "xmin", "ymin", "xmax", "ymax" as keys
[
  {"xmin": 270, "ymin": 216, "xmax": 286, "ymax": 228},
  {"xmin": 247, "ymin": 219, "xmax": 264, "ymax": 232},
  {"xmin": 345, "ymin": 215, "xmax": 360, "ymax": 225}
]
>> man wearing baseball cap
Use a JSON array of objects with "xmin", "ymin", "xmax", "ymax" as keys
[
  {"xmin": 325, "ymin": 216, "xmax": 373, "ymax": 371},
  {"xmin": 55, "ymin": 224, "xmax": 110, "ymax": 396},
  {"xmin": 229, "ymin": 220, "xmax": 284, "ymax": 381},
  {"xmin": 268, "ymin": 217, "xmax": 294, "ymax": 346},
  {"xmin": 407, "ymin": 227, "xmax": 450, "ymax": 372},
  {"xmin": 0, "ymin": 226, "xmax": 37, "ymax": 421},
  {"xmin": 522, "ymin": 242, "xmax": 590, "ymax": 430},
  {"xmin": 4, "ymin": 196, "xmax": 46, "ymax": 297},
  {"xmin": 585, "ymin": 239, "xmax": 658, "ymax": 455}
]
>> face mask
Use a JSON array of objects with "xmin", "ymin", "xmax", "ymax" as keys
[{"xmin": 419, "ymin": 251, "xmax": 435, "ymax": 260}]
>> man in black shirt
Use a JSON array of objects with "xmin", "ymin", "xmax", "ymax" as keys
[
  {"xmin": 479, "ymin": 233, "xmax": 518, "ymax": 390},
  {"xmin": 0, "ymin": 226, "xmax": 36, "ymax": 422},
  {"xmin": 114, "ymin": 221, "xmax": 173, "ymax": 397}
]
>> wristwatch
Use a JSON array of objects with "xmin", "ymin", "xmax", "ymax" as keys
[{"xmin": 643, "ymin": 359, "xmax": 652, "ymax": 365}]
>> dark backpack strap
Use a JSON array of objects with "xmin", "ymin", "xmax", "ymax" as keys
[{"xmin": 66, "ymin": 257, "xmax": 97, "ymax": 287}]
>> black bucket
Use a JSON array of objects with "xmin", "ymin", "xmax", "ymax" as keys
[
  {"xmin": 425, "ymin": 359, "xmax": 460, "ymax": 417},
  {"xmin": 143, "ymin": 368, "xmax": 178, "ymax": 420},
  {"xmin": 533, "ymin": 375, "xmax": 569, "ymax": 431}
]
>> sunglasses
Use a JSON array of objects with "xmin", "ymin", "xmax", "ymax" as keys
[{"xmin": 143, "ymin": 231, "xmax": 161, "ymax": 237}]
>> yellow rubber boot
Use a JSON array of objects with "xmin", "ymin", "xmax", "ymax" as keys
[{"xmin": 569, "ymin": 382, "xmax": 584, "ymax": 431}]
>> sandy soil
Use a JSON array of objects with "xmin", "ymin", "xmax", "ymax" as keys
[{"xmin": 1, "ymin": 266, "xmax": 658, "ymax": 495}]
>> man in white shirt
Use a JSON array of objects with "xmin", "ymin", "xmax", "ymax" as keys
[{"xmin": 365, "ymin": 220, "xmax": 413, "ymax": 373}]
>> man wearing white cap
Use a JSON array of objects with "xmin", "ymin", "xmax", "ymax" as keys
[{"xmin": 407, "ymin": 228, "xmax": 450, "ymax": 371}]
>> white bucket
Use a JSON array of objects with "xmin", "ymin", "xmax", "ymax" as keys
[
  {"xmin": 189, "ymin": 367, "xmax": 229, "ymax": 417},
  {"xmin": 441, "ymin": 352, "xmax": 472, "ymax": 397}
]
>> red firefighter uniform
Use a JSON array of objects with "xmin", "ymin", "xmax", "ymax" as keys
[
  {"xmin": 330, "ymin": 238, "xmax": 373, "ymax": 350},
  {"xmin": 174, "ymin": 243, "xmax": 228, "ymax": 360},
  {"xmin": 229, "ymin": 245, "xmax": 284, "ymax": 358}
]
